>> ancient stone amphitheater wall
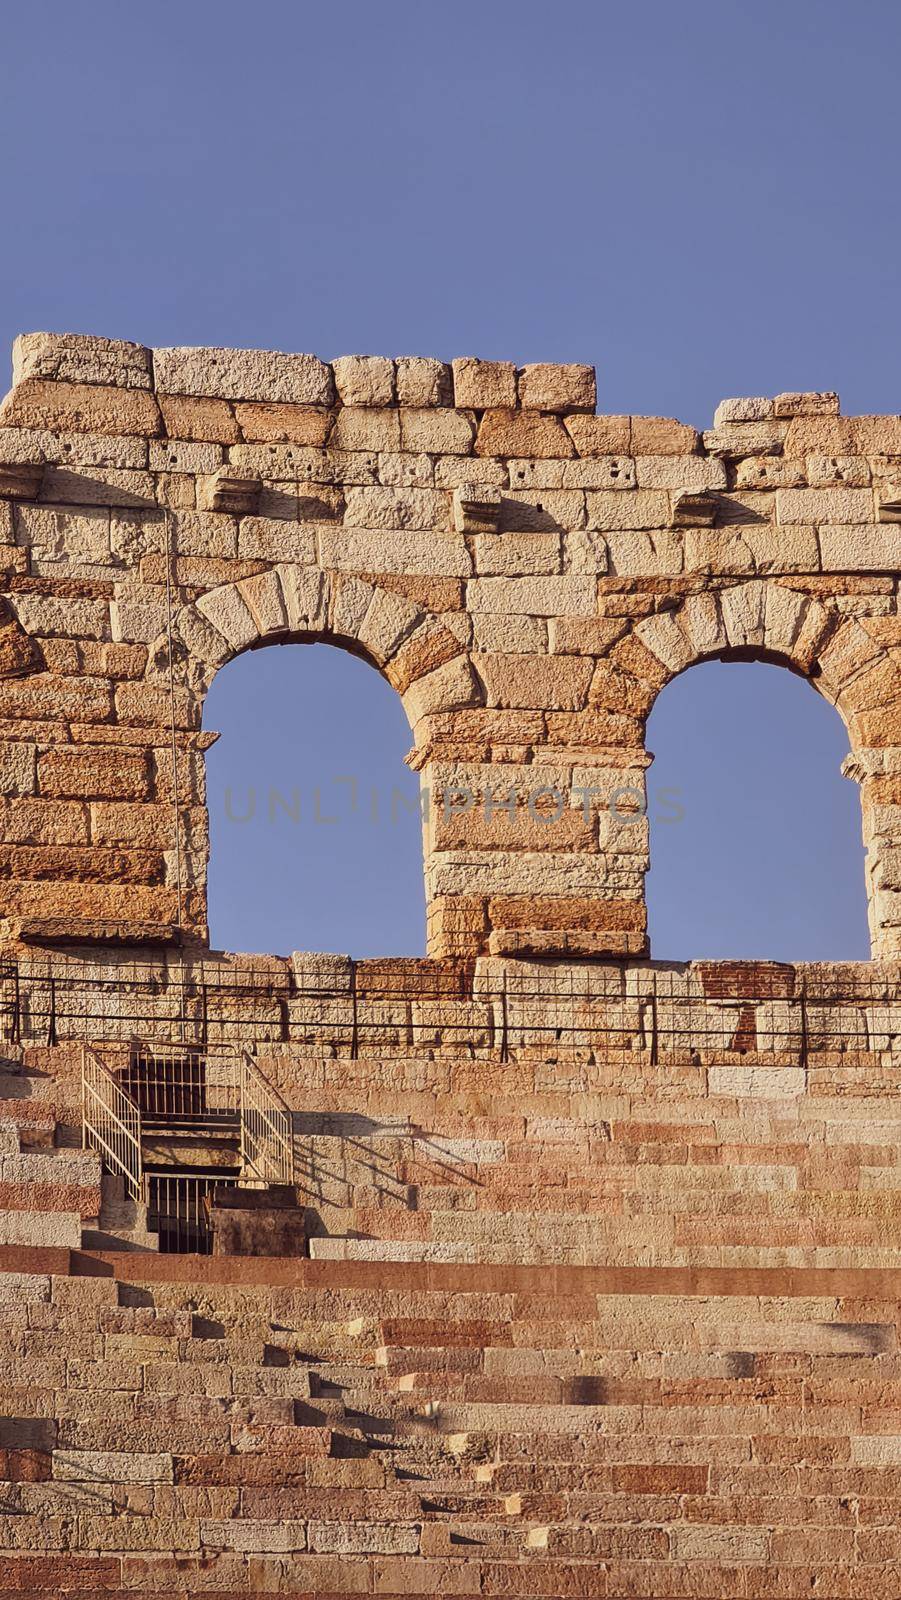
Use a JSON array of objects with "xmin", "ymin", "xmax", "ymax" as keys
[{"xmin": 1, "ymin": 333, "xmax": 899, "ymax": 961}]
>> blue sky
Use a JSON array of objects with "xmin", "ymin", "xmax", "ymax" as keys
[{"xmin": 1, "ymin": 0, "xmax": 890, "ymax": 960}]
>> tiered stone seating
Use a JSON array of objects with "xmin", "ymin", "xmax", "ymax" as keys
[{"xmin": 0, "ymin": 1248, "xmax": 898, "ymax": 1594}]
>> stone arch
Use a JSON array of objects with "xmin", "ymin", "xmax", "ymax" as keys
[
  {"xmin": 171, "ymin": 565, "xmax": 480, "ymax": 739},
  {"xmin": 166, "ymin": 565, "xmax": 483, "ymax": 955},
  {"xmin": 621, "ymin": 579, "xmax": 901, "ymax": 959}
]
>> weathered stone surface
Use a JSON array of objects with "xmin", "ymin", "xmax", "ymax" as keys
[
  {"xmin": 516, "ymin": 363, "xmax": 596, "ymax": 413},
  {"xmin": 400, "ymin": 408, "xmax": 475, "ymax": 455},
  {"xmin": 451, "ymin": 359, "xmax": 517, "ymax": 410},
  {"xmin": 332, "ymin": 355, "xmax": 394, "ymax": 407},
  {"xmin": 13, "ymin": 333, "xmax": 153, "ymax": 390},
  {"xmin": 0, "ymin": 380, "xmax": 161, "ymax": 437},
  {"xmin": 395, "ymin": 356, "xmax": 452, "ymax": 407},
  {"xmin": 153, "ymin": 347, "xmax": 334, "ymax": 405},
  {"xmin": 476, "ymin": 409, "xmax": 574, "ymax": 459}
]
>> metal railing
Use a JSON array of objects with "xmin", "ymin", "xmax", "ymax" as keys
[
  {"xmin": 82, "ymin": 1043, "xmax": 294, "ymax": 1238},
  {"xmin": 145, "ymin": 1170, "xmax": 238, "ymax": 1254},
  {"xmin": 81, "ymin": 1046, "xmax": 143, "ymax": 1203},
  {"xmin": 240, "ymin": 1049, "xmax": 294, "ymax": 1185},
  {"xmin": 124, "ymin": 1044, "xmax": 240, "ymax": 1128}
]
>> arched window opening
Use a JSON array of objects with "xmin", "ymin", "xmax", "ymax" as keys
[
  {"xmin": 645, "ymin": 659, "xmax": 869, "ymax": 962},
  {"xmin": 203, "ymin": 643, "xmax": 426, "ymax": 958}
]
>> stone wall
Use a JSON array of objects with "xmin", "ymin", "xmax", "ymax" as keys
[{"xmin": 1, "ymin": 333, "xmax": 899, "ymax": 961}]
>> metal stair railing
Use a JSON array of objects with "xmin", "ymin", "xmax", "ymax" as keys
[
  {"xmin": 239, "ymin": 1050, "xmax": 294, "ymax": 1186},
  {"xmin": 81, "ymin": 1046, "xmax": 143, "ymax": 1203}
]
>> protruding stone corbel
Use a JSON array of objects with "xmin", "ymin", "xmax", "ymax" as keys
[
  {"xmin": 198, "ymin": 468, "xmax": 262, "ymax": 515},
  {"xmin": 671, "ymin": 488, "xmax": 718, "ymax": 527},
  {"xmin": 841, "ymin": 754, "xmax": 867, "ymax": 784},
  {"xmin": 0, "ymin": 460, "xmax": 44, "ymax": 500},
  {"xmin": 877, "ymin": 484, "xmax": 901, "ymax": 523},
  {"xmin": 453, "ymin": 484, "xmax": 502, "ymax": 534}
]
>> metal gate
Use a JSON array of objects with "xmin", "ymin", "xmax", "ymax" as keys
[{"xmin": 81, "ymin": 1046, "xmax": 143, "ymax": 1202}]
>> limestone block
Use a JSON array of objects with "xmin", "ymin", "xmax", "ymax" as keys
[
  {"xmin": 332, "ymin": 355, "xmax": 394, "ymax": 407},
  {"xmin": 402, "ymin": 653, "xmax": 480, "ymax": 723},
  {"xmin": 805, "ymin": 454, "xmax": 871, "ymax": 487},
  {"xmin": 277, "ymin": 565, "xmax": 329, "ymax": 634},
  {"xmin": 0, "ymin": 426, "xmax": 147, "ymax": 470},
  {"xmin": 12, "ymin": 595, "xmax": 110, "ymax": 641},
  {"xmin": 549, "ymin": 617, "xmax": 626, "ymax": 655},
  {"xmin": 634, "ymin": 613, "xmax": 694, "ymax": 674},
  {"xmin": 357, "ymin": 587, "xmax": 421, "ymax": 663},
  {"xmin": 395, "ymin": 357, "xmax": 452, "ymax": 407},
  {"xmin": 196, "ymin": 584, "xmax": 258, "ymax": 652},
  {"xmin": 563, "ymin": 526, "xmax": 609, "ymax": 573},
  {"xmin": 53, "ymin": 1450, "xmax": 173, "ymax": 1483},
  {"xmin": 605, "ymin": 528, "xmax": 683, "ymax": 575},
  {"xmin": 149, "ymin": 440, "xmax": 222, "ymax": 474},
  {"xmin": 38, "ymin": 747, "xmax": 150, "ymax": 800},
  {"xmin": 629, "ymin": 416, "xmax": 699, "ymax": 454},
  {"xmin": 237, "ymin": 570, "xmax": 288, "ymax": 636},
  {"xmin": 400, "ymin": 408, "xmax": 475, "ymax": 455},
  {"xmin": 428, "ymin": 849, "xmax": 608, "ymax": 897},
  {"xmin": 329, "ymin": 408, "xmax": 401, "ymax": 452},
  {"xmin": 562, "ymin": 456, "xmax": 636, "ymax": 491},
  {"xmin": 153, "ymin": 346, "xmax": 335, "ymax": 406},
  {"xmin": 636, "ymin": 455, "xmax": 726, "ymax": 491},
  {"xmin": 586, "ymin": 490, "xmax": 669, "ymax": 531},
  {"xmin": 473, "ymin": 531, "xmax": 560, "ymax": 576},
  {"xmin": 319, "ymin": 525, "xmax": 471, "ymax": 576},
  {"xmin": 16, "ymin": 505, "xmax": 111, "ymax": 567},
  {"xmin": 453, "ymin": 484, "xmax": 501, "ymax": 535},
  {"xmin": 684, "ymin": 525, "xmax": 819, "ymax": 575},
  {"xmin": 386, "ymin": 620, "xmax": 466, "ymax": 691},
  {"xmin": 110, "ymin": 591, "xmax": 169, "ymax": 645},
  {"xmin": 507, "ymin": 458, "xmax": 566, "ymax": 488},
  {"xmin": 0, "ymin": 743, "xmax": 36, "ymax": 795},
  {"xmin": 475, "ymin": 409, "xmax": 574, "ymax": 459},
  {"xmin": 702, "ymin": 421, "xmax": 787, "ymax": 457},
  {"xmin": 158, "ymin": 393, "xmax": 239, "ymax": 443},
  {"xmin": 467, "ymin": 576, "xmax": 596, "ymax": 616},
  {"xmin": 451, "ymin": 358, "xmax": 517, "ymax": 409},
  {"xmin": 474, "ymin": 652, "xmax": 593, "ymax": 710},
  {"xmin": 565, "ymin": 414, "xmax": 631, "ymax": 456},
  {"xmin": 818, "ymin": 525, "xmax": 901, "ymax": 570},
  {"xmin": 170, "ymin": 509, "xmax": 238, "ymax": 558},
  {"xmin": 236, "ymin": 517, "xmax": 315, "ymax": 563},
  {"xmin": 851, "ymin": 415, "xmax": 901, "ymax": 453},
  {"xmin": 764, "ymin": 584, "xmax": 808, "ymax": 655},
  {"xmin": 516, "ymin": 363, "xmax": 596, "ymax": 413},
  {"xmin": 472, "ymin": 614, "xmax": 547, "ymax": 653},
  {"xmin": 776, "ymin": 487, "xmax": 874, "ymax": 525},
  {"xmin": 0, "ymin": 379, "xmax": 161, "ymax": 438},
  {"xmin": 721, "ymin": 581, "xmax": 766, "ymax": 647},
  {"xmin": 343, "ymin": 486, "xmax": 450, "ymax": 531},
  {"xmin": 377, "ymin": 452, "xmax": 434, "ymax": 487},
  {"xmin": 330, "ymin": 574, "xmax": 374, "ymax": 640},
  {"xmin": 435, "ymin": 455, "xmax": 507, "ymax": 489},
  {"xmin": 670, "ymin": 490, "xmax": 718, "ymax": 528},
  {"xmin": 773, "ymin": 390, "xmax": 840, "ymax": 418},
  {"xmin": 708, "ymin": 1063, "xmax": 806, "ymax": 1096},
  {"xmin": 712, "ymin": 397, "xmax": 774, "ymax": 425},
  {"xmin": 499, "ymin": 490, "xmax": 585, "ymax": 532},
  {"xmin": 233, "ymin": 401, "xmax": 332, "ymax": 447},
  {"xmin": 13, "ymin": 332, "xmax": 153, "ymax": 389},
  {"xmin": 734, "ymin": 456, "xmax": 806, "ymax": 490},
  {"xmin": 197, "ymin": 467, "xmax": 262, "ymax": 515}
]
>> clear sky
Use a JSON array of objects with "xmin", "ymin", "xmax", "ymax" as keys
[{"xmin": 1, "ymin": 0, "xmax": 891, "ymax": 961}]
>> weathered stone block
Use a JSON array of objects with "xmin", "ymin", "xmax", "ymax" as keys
[
  {"xmin": 153, "ymin": 347, "xmax": 334, "ymax": 405},
  {"xmin": 451, "ymin": 358, "xmax": 517, "ymax": 410},
  {"xmin": 395, "ymin": 357, "xmax": 452, "ymax": 407},
  {"xmin": 332, "ymin": 356, "xmax": 395, "ymax": 407},
  {"xmin": 475, "ymin": 409, "xmax": 574, "ymax": 459},
  {"xmin": 517, "ymin": 363, "xmax": 596, "ymax": 413},
  {"xmin": 0, "ymin": 380, "xmax": 161, "ymax": 438}
]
